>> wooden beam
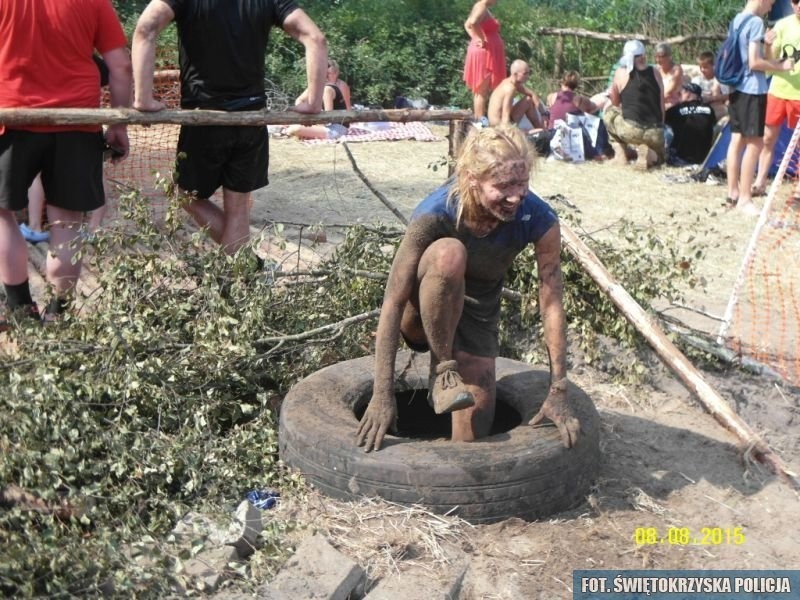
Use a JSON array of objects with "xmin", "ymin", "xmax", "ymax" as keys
[
  {"xmin": 533, "ymin": 28, "xmax": 725, "ymax": 44},
  {"xmin": 0, "ymin": 107, "xmax": 473, "ymax": 128}
]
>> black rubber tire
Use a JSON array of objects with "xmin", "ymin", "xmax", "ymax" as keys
[{"xmin": 279, "ymin": 351, "xmax": 600, "ymax": 524}]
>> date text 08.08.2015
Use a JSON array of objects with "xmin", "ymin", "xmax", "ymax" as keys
[{"xmin": 634, "ymin": 527, "xmax": 745, "ymax": 546}]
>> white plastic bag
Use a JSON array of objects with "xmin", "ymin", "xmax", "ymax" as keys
[{"xmin": 550, "ymin": 119, "xmax": 585, "ymax": 163}]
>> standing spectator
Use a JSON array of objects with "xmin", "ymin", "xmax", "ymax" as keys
[
  {"xmin": 487, "ymin": 60, "xmax": 545, "ymax": 131},
  {"xmin": 355, "ymin": 125, "xmax": 581, "ymax": 452},
  {"xmin": 752, "ymin": 3, "xmax": 800, "ymax": 198},
  {"xmin": 603, "ymin": 40, "xmax": 666, "ymax": 170},
  {"xmin": 692, "ymin": 51, "xmax": 730, "ymax": 121},
  {"xmin": 132, "ymin": 0, "xmax": 327, "ymax": 256},
  {"xmin": 654, "ymin": 42, "xmax": 685, "ymax": 110},
  {"xmin": 665, "ymin": 83, "xmax": 718, "ymax": 165},
  {"xmin": 724, "ymin": 0, "xmax": 794, "ymax": 215},
  {"xmin": 463, "ymin": 0, "xmax": 508, "ymax": 120},
  {"xmin": 0, "ymin": 0, "xmax": 131, "ymax": 328}
]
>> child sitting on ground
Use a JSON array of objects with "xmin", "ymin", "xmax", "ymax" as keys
[{"xmin": 691, "ymin": 51, "xmax": 729, "ymax": 122}]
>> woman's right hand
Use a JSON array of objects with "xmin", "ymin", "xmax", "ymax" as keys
[{"xmin": 355, "ymin": 393, "xmax": 397, "ymax": 452}]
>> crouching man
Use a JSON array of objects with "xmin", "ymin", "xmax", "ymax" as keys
[{"xmin": 356, "ymin": 124, "xmax": 583, "ymax": 452}]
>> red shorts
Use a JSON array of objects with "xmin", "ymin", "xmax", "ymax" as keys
[{"xmin": 765, "ymin": 94, "xmax": 800, "ymax": 128}]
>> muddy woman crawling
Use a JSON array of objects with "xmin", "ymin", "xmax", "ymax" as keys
[{"xmin": 357, "ymin": 124, "xmax": 587, "ymax": 452}]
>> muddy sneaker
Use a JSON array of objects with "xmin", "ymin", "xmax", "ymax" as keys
[{"xmin": 427, "ymin": 359, "xmax": 475, "ymax": 415}]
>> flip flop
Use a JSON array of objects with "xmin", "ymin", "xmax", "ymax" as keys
[
  {"xmin": 721, "ymin": 196, "xmax": 737, "ymax": 208},
  {"xmin": 751, "ymin": 185, "xmax": 767, "ymax": 197}
]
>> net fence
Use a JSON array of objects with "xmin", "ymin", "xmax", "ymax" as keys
[
  {"xmin": 719, "ymin": 120, "xmax": 800, "ymax": 386},
  {"xmin": 101, "ymin": 71, "xmax": 182, "ymax": 222}
]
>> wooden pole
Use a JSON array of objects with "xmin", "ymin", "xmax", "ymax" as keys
[
  {"xmin": 560, "ymin": 222, "xmax": 799, "ymax": 489},
  {"xmin": 0, "ymin": 107, "xmax": 473, "ymax": 128},
  {"xmin": 448, "ymin": 119, "xmax": 472, "ymax": 178},
  {"xmin": 555, "ymin": 34, "xmax": 564, "ymax": 78}
]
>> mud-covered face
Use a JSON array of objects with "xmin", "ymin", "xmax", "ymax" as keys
[{"xmin": 473, "ymin": 160, "xmax": 529, "ymax": 223}]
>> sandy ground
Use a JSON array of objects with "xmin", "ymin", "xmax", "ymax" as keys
[{"xmin": 250, "ymin": 128, "xmax": 800, "ymax": 598}]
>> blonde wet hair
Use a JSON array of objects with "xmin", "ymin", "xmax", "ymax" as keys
[{"xmin": 448, "ymin": 124, "xmax": 536, "ymax": 228}]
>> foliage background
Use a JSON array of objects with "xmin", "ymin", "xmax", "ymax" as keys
[{"xmin": 112, "ymin": 0, "xmax": 737, "ymax": 107}]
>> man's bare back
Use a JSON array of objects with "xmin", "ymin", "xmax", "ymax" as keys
[
  {"xmin": 486, "ymin": 60, "xmax": 543, "ymax": 129},
  {"xmin": 487, "ymin": 77, "xmax": 518, "ymax": 125}
]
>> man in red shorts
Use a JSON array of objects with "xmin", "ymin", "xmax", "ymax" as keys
[{"xmin": 0, "ymin": 0, "xmax": 132, "ymax": 329}]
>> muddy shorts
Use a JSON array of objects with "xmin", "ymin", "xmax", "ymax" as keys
[
  {"xmin": 402, "ymin": 294, "xmax": 500, "ymax": 358},
  {"xmin": 603, "ymin": 106, "xmax": 666, "ymax": 162},
  {"xmin": 0, "ymin": 129, "xmax": 105, "ymax": 212}
]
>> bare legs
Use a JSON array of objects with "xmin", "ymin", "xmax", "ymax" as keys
[
  {"xmin": 44, "ymin": 205, "xmax": 85, "ymax": 298},
  {"xmin": 0, "ymin": 209, "xmax": 28, "ymax": 287},
  {"xmin": 3, "ymin": 200, "xmax": 99, "ymax": 318},
  {"xmin": 399, "ymin": 238, "xmax": 494, "ymax": 440},
  {"xmin": 753, "ymin": 124, "xmax": 780, "ymax": 195},
  {"xmin": 451, "ymin": 350, "xmax": 495, "ymax": 441},
  {"xmin": 726, "ymin": 132, "xmax": 763, "ymax": 215},
  {"xmin": 472, "ymin": 76, "xmax": 492, "ymax": 120},
  {"xmin": 27, "ymin": 174, "xmax": 46, "ymax": 233},
  {"xmin": 510, "ymin": 98, "xmax": 543, "ymax": 130},
  {"xmin": 182, "ymin": 188, "xmax": 252, "ymax": 255},
  {"xmin": 285, "ymin": 124, "xmax": 330, "ymax": 140},
  {"xmin": 2, "ymin": 205, "xmax": 83, "ymax": 294}
]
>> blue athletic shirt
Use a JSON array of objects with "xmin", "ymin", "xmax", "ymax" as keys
[{"xmin": 409, "ymin": 183, "xmax": 558, "ymax": 322}]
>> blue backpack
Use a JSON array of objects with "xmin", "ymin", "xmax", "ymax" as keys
[{"xmin": 714, "ymin": 14, "xmax": 757, "ymax": 87}]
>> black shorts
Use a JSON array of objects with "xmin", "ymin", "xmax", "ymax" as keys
[
  {"xmin": 0, "ymin": 129, "xmax": 105, "ymax": 212},
  {"xmin": 728, "ymin": 91, "xmax": 767, "ymax": 138},
  {"xmin": 175, "ymin": 125, "xmax": 269, "ymax": 199}
]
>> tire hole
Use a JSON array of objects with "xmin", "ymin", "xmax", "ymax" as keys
[{"xmin": 354, "ymin": 389, "xmax": 522, "ymax": 440}]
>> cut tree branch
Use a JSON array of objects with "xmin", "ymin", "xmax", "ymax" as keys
[{"xmin": 254, "ymin": 308, "xmax": 380, "ymax": 345}]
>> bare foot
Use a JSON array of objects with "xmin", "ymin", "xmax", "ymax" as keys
[{"xmin": 736, "ymin": 201, "xmax": 760, "ymax": 216}]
